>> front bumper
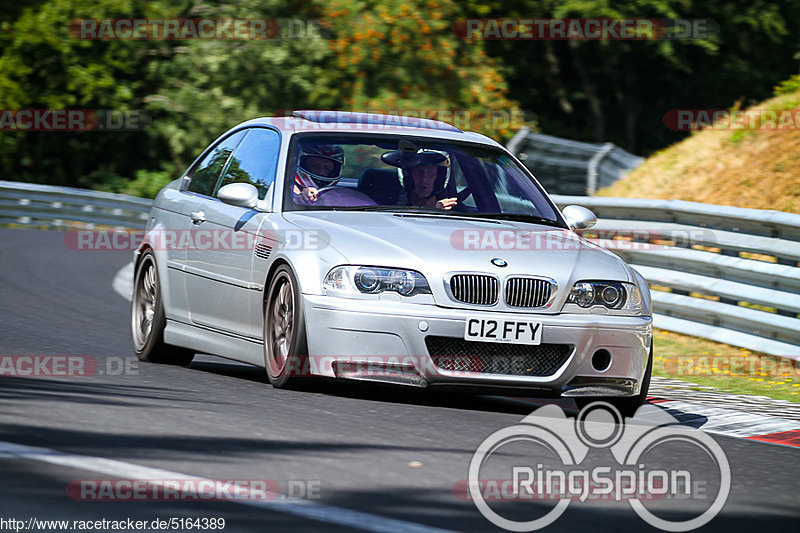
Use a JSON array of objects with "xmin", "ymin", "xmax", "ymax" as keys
[{"xmin": 303, "ymin": 294, "xmax": 652, "ymax": 397}]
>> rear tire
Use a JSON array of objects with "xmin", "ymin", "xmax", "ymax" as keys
[
  {"xmin": 264, "ymin": 265, "xmax": 310, "ymax": 388},
  {"xmin": 131, "ymin": 251, "xmax": 195, "ymax": 366},
  {"xmin": 575, "ymin": 343, "xmax": 653, "ymax": 418}
]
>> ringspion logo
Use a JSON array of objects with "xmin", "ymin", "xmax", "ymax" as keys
[{"xmin": 464, "ymin": 403, "xmax": 730, "ymax": 531}]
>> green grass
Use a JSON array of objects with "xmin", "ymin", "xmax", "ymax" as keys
[
  {"xmin": 728, "ymin": 128, "xmax": 754, "ymax": 146},
  {"xmin": 653, "ymin": 329, "xmax": 800, "ymax": 402}
]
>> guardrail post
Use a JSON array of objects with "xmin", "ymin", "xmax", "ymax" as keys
[{"xmin": 586, "ymin": 142, "xmax": 614, "ymax": 194}]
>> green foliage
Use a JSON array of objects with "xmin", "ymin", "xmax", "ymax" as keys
[
  {"xmin": 122, "ymin": 167, "xmax": 176, "ymax": 198},
  {"xmin": 305, "ymin": 0, "xmax": 528, "ymax": 139},
  {"xmin": 775, "ymin": 74, "xmax": 800, "ymax": 95},
  {"xmin": 0, "ymin": 0, "xmax": 799, "ymax": 192},
  {"xmin": 728, "ymin": 128, "xmax": 753, "ymax": 146},
  {"xmin": 141, "ymin": 0, "xmax": 333, "ymax": 176},
  {"xmin": 0, "ymin": 0, "xmax": 184, "ymax": 186},
  {"xmin": 479, "ymin": 0, "xmax": 800, "ymax": 153},
  {"xmin": 91, "ymin": 166, "xmax": 174, "ymax": 198}
]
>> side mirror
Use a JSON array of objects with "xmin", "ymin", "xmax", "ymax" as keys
[
  {"xmin": 218, "ymin": 183, "xmax": 259, "ymax": 209},
  {"xmin": 562, "ymin": 205, "xmax": 597, "ymax": 230}
]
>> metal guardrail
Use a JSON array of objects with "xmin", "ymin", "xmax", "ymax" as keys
[
  {"xmin": 552, "ymin": 195, "xmax": 800, "ymax": 358},
  {"xmin": 0, "ymin": 180, "xmax": 151, "ymax": 229},
  {"xmin": 507, "ymin": 127, "xmax": 643, "ymax": 195},
  {"xmin": 1, "ymin": 180, "xmax": 797, "ymax": 358}
]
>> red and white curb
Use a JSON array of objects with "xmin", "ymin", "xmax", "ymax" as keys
[
  {"xmin": 646, "ymin": 397, "xmax": 800, "ymax": 448},
  {"xmin": 502, "ymin": 396, "xmax": 800, "ymax": 449}
]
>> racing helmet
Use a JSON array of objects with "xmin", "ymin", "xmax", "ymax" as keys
[
  {"xmin": 297, "ymin": 143, "xmax": 345, "ymax": 188},
  {"xmin": 397, "ymin": 150, "xmax": 449, "ymax": 199}
]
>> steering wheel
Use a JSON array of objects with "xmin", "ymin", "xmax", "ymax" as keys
[{"xmin": 315, "ymin": 186, "xmax": 378, "ymax": 207}]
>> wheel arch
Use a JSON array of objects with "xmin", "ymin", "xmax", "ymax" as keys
[
  {"xmin": 262, "ymin": 258, "xmax": 292, "ymax": 307},
  {"xmin": 133, "ymin": 243, "xmax": 153, "ymax": 271}
]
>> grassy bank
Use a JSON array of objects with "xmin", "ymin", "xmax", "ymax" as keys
[
  {"xmin": 653, "ymin": 329, "xmax": 799, "ymax": 402},
  {"xmin": 599, "ymin": 85, "xmax": 800, "ymax": 213}
]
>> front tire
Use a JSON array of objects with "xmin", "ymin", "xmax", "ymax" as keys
[
  {"xmin": 131, "ymin": 251, "xmax": 194, "ymax": 365},
  {"xmin": 575, "ymin": 343, "xmax": 653, "ymax": 418},
  {"xmin": 264, "ymin": 265, "xmax": 310, "ymax": 388}
]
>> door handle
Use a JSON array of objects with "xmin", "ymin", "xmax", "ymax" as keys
[{"xmin": 190, "ymin": 210, "xmax": 206, "ymax": 224}]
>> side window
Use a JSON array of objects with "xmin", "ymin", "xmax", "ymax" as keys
[
  {"xmin": 186, "ymin": 131, "xmax": 246, "ymax": 196},
  {"xmin": 216, "ymin": 128, "xmax": 281, "ymax": 200}
]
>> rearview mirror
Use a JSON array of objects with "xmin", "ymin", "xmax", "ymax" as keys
[
  {"xmin": 218, "ymin": 183, "xmax": 259, "ymax": 209},
  {"xmin": 562, "ymin": 205, "xmax": 597, "ymax": 230}
]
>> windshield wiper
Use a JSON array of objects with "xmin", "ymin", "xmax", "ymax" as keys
[
  {"xmin": 449, "ymin": 212, "xmax": 567, "ymax": 228},
  {"xmin": 330, "ymin": 205, "xmax": 442, "ymax": 214},
  {"xmin": 322, "ymin": 206, "xmax": 566, "ymax": 228}
]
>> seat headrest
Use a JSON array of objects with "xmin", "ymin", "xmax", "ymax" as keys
[{"xmin": 358, "ymin": 169, "xmax": 402, "ymax": 204}]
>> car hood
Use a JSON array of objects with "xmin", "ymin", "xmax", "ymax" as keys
[{"xmin": 283, "ymin": 211, "xmax": 633, "ymax": 310}]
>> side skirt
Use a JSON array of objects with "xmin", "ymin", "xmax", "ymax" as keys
[{"xmin": 164, "ymin": 319, "xmax": 264, "ymax": 367}]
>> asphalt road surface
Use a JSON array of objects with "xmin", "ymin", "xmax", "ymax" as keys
[{"xmin": 0, "ymin": 228, "xmax": 798, "ymax": 532}]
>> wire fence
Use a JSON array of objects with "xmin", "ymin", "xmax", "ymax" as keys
[{"xmin": 507, "ymin": 127, "xmax": 644, "ymax": 195}]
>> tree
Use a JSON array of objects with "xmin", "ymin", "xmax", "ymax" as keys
[
  {"xmin": 476, "ymin": 0, "xmax": 800, "ymax": 153},
  {"xmin": 305, "ymin": 0, "xmax": 529, "ymax": 140}
]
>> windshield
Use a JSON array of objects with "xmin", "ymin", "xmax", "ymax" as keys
[{"xmin": 283, "ymin": 134, "xmax": 565, "ymax": 226}]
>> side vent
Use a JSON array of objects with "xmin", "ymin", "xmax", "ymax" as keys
[{"xmin": 254, "ymin": 241, "xmax": 272, "ymax": 260}]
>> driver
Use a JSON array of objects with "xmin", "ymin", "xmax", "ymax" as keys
[{"xmin": 293, "ymin": 143, "xmax": 345, "ymax": 204}]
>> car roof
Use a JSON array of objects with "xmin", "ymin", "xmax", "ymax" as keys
[{"xmin": 228, "ymin": 111, "xmax": 504, "ymax": 148}]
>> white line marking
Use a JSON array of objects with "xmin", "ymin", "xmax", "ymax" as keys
[
  {"xmin": 113, "ymin": 262, "xmax": 134, "ymax": 302},
  {"xmin": 0, "ymin": 440, "xmax": 456, "ymax": 533}
]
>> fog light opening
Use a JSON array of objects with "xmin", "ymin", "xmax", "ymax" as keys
[{"xmin": 592, "ymin": 349, "xmax": 612, "ymax": 372}]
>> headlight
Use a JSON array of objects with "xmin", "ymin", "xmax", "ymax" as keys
[
  {"xmin": 324, "ymin": 266, "xmax": 432, "ymax": 297},
  {"xmin": 565, "ymin": 281, "xmax": 644, "ymax": 315}
]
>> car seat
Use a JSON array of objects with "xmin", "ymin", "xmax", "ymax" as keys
[{"xmin": 357, "ymin": 169, "xmax": 403, "ymax": 205}]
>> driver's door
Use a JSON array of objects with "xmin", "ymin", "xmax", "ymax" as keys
[{"xmin": 185, "ymin": 127, "xmax": 281, "ymax": 339}]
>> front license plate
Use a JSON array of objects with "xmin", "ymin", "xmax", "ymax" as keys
[{"xmin": 464, "ymin": 317, "xmax": 542, "ymax": 345}]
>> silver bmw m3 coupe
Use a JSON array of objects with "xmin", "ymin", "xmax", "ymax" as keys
[{"xmin": 132, "ymin": 111, "xmax": 653, "ymax": 415}]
